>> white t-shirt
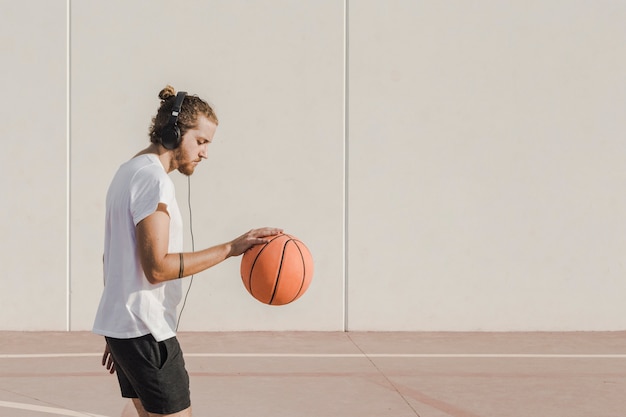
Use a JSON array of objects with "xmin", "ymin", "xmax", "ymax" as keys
[{"xmin": 93, "ymin": 154, "xmax": 183, "ymax": 342}]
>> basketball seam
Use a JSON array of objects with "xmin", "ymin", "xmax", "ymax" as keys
[
  {"xmin": 268, "ymin": 238, "xmax": 292, "ymax": 305},
  {"xmin": 247, "ymin": 235, "xmax": 284, "ymax": 297},
  {"xmin": 286, "ymin": 240, "xmax": 308, "ymax": 304}
]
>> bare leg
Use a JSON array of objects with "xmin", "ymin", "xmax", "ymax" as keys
[
  {"xmin": 122, "ymin": 396, "xmax": 191, "ymax": 417},
  {"xmin": 120, "ymin": 399, "xmax": 139, "ymax": 417},
  {"xmin": 127, "ymin": 399, "xmax": 149, "ymax": 417}
]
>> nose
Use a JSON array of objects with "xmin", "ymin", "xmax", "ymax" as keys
[{"xmin": 199, "ymin": 143, "xmax": 208, "ymax": 159}]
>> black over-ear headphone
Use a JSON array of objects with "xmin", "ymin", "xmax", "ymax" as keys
[{"xmin": 161, "ymin": 91, "xmax": 188, "ymax": 150}]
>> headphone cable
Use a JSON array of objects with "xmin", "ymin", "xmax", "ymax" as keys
[{"xmin": 176, "ymin": 175, "xmax": 195, "ymax": 331}]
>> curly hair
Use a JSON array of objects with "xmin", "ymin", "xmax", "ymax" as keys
[{"xmin": 149, "ymin": 85, "xmax": 219, "ymax": 145}]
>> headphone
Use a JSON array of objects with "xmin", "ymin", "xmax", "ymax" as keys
[{"xmin": 160, "ymin": 91, "xmax": 187, "ymax": 150}]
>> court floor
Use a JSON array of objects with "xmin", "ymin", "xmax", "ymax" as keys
[{"xmin": 0, "ymin": 331, "xmax": 624, "ymax": 416}]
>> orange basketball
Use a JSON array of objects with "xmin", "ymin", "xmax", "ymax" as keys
[{"xmin": 240, "ymin": 234, "xmax": 313, "ymax": 305}]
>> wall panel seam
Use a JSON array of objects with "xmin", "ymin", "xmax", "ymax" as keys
[
  {"xmin": 343, "ymin": 0, "xmax": 349, "ymax": 332},
  {"xmin": 66, "ymin": 0, "xmax": 72, "ymax": 331}
]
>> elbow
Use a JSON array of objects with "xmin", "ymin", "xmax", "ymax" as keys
[
  {"xmin": 139, "ymin": 252, "xmax": 172, "ymax": 284},
  {"xmin": 143, "ymin": 267, "xmax": 168, "ymax": 284}
]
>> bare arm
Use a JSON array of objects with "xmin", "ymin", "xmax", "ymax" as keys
[{"xmin": 136, "ymin": 203, "xmax": 281, "ymax": 284}]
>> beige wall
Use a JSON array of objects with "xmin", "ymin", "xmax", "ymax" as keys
[
  {"xmin": 348, "ymin": 0, "xmax": 626, "ymax": 330},
  {"xmin": 0, "ymin": 1, "xmax": 67, "ymax": 330},
  {"xmin": 69, "ymin": 0, "xmax": 345, "ymax": 331},
  {"xmin": 2, "ymin": 0, "xmax": 625, "ymax": 331}
]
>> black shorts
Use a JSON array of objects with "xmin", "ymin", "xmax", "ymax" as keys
[{"xmin": 105, "ymin": 334, "xmax": 191, "ymax": 414}]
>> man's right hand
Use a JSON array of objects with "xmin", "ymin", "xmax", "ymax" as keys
[{"xmin": 228, "ymin": 227, "xmax": 283, "ymax": 257}]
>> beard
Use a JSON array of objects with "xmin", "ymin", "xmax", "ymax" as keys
[
  {"xmin": 178, "ymin": 165, "xmax": 195, "ymax": 176},
  {"xmin": 174, "ymin": 148, "xmax": 197, "ymax": 176}
]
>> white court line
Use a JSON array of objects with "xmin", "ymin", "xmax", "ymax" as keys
[
  {"xmin": 187, "ymin": 353, "xmax": 626, "ymax": 358},
  {"xmin": 1, "ymin": 353, "xmax": 625, "ymax": 359},
  {"xmin": 0, "ymin": 353, "xmax": 100, "ymax": 359},
  {"xmin": 0, "ymin": 400, "xmax": 109, "ymax": 417}
]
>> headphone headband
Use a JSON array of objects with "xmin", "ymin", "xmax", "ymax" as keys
[
  {"xmin": 169, "ymin": 91, "xmax": 187, "ymax": 123},
  {"xmin": 161, "ymin": 91, "xmax": 187, "ymax": 150}
]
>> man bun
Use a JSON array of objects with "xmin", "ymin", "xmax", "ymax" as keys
[
  {"xmin": 149, "ymin": 85, "xmax": 218, "ymax": 145},
  {"xmin": 158, "ymin": 85, "xmax": 177, "ymax": 101}
]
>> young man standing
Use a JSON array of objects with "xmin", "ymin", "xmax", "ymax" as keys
[{"xmin": 93, "ymin": 86, "xmax": 281, "ymax": 417}]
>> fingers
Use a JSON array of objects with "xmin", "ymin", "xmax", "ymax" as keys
[
  {"xmin": 247, "ymin": 228, "xmax": 283, "ymax": 246},
  {"xmin": 102, "ymin": 344, "xmax": 116, "ymax": 374},
  {"xmin": 101, "ymin": 347, "xmax": 109, "ymax": 366},
  {"xmin": 249, "ymin": 227, "xmax": 283, "ymax": 239},
  {"xmin": 107, "ymin": 358, "xmax": 116, "ymax": 374},
  {"xmin": 228, "ymin": 228, "xmax": 283, "ymax": 257},
  {"xmin": 226, "ymin": 227, "xmax": 284, "ymax": 258}
]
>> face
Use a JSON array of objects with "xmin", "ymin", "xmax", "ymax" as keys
[{"xmin": 172, "ymin": 115, "xmax": 217, "ymax": 176}]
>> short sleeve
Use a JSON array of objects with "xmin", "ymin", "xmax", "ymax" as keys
[{"xmin": 129, "ymin": 165, "xmax": 175, "ymax": 226}]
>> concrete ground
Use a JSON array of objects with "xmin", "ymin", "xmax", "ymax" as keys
[{"xmin": 1, "ymin": 331, "xmax": 625, "ymax": 416}]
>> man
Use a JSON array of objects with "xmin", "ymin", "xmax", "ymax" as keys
[{"xmin": 93, "ymin": 86, "xmax": 281, "ymax": 417}]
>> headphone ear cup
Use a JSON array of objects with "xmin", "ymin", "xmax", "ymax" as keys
[
  {"xmin": 161, "ymin": 124, "xmax": 181, "ymax": 150},
  {"xmin": 161, "ymin": 91, "xmax": 187, "ymax": 150}
]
